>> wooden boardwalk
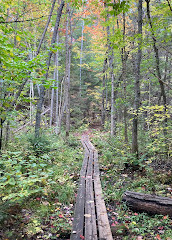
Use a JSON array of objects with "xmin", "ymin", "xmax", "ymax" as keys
[{"xmin": 70, "ymin": 135, "xmax": 113, "ymax": 240}]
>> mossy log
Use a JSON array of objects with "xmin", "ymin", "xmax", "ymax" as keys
[{"xmin": 122, "ymin": 191, "xmax": 172, "ymax": 217}]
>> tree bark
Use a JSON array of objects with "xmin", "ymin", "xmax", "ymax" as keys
[
  {"xmin": 145, "ymin": 0, "xmax": 168, "ymax": 140},
  {"xmin": 146, "ymin": 0, "xmax": 169, "ymax": 158},
  {"xmin": 111, "ymin": 67, "xmax": 115, "ymax": 137},
  {"xmin": 64, "ymin": 4, "xmax": 71, "ymax": 138},
  {"xmin": 5, "ymin": 121, "xmax": 10, "ymax": 148},
  {"xmin": 101, "ymin": 57, "xmax": 107, "ymax": 128},
  {"xmin": 105, "ymin": 3, "xmax": 116, "ymax": 137},
  {"xmin": 122, "ymin": 191, "xmax": 172, "ymax": 217},
  {"xmin": 55, "ymin": 32, "xmax": 60, "ymax": 134},
  {"xmin": 146, "ymin": 0, "xmax": 167, "ymax": 108},
  {"xmin": 132, "ymin": 0, "xmax": 142, "ymax": 157},
  {"xmin": 0, "ymin": 119, "xmax": 3, "ymax": 152},
  {"xmin": 50, "ymin": 68, "xmax": 55, "ymax": 128},
  {"xmin": 122, "ymin": 12, "xmax": 128, "ymax": 143},
  {"xmin": 58, "ymin": 77, "xmax": 65, "ymax": 134},
  {"xmin": 79, "ymin": 20, "xmax": 84, "ymax": 97}
]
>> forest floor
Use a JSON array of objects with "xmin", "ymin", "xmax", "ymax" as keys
[{"xmin": 0, "ymin": 128, "xmax": 172, "ymax": 240}]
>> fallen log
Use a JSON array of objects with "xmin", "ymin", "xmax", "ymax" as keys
[{"xmin": 122, "ymin": 191, "xmax": 172, "ymax": 217}]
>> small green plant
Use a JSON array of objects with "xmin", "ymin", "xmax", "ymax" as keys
[
  {"xmin": 28, "ymin": 134, "xmax": 51, "ymax": 155},
  {"xmin": 66, "ymin": 135, "xmax": 80, "ymax": 148},
  {"xmin": 0, "ymin": 131, "xmax": 83, "ymax": 238},
  {"xmin": 0, "ymin": 151, "xmax": 51, "ymax": 203},
  {"xmin": 117, "ymin": 205, "xmax": 172, "ymax": 239}
]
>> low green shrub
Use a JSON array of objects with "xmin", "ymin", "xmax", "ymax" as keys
[{"xmin": 28, "ymin": 134, "xmax": 51, "ymax": 155}]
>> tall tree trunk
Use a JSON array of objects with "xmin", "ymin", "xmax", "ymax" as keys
[
  {"xmin": 58, "ymin": 78, "xmax": 65, "ymax": 135},
  {"xmin": 55, "ymin": 32, "xmax": 59, "ymax": 134},
  {"xmin": 65, "ymin": 4, "xmax": 70, "ymax": 138},
  {"xmin": 30, "ymin": 80, "xmax": 34, "ymax": 124},
  {"xmin": 101, "ymin": 57, "xmax": 107, "ymax": 128},
  {"xmin": 145, "ymin": 0, "xmax": 167, "ymax": 120},
  {"xmin": 5, "ymin": 121, "xmax": 10, "ymax": 148},
  {"xmin": 35, "ymin": 1, "xmax": 65, "ymax": 138},
  {"xmin": 50, "ymin": 69, "xmax": 55, "ymax": 128},
  {"xmin": 110, "ymin": 64, "xmax": 115, "ymax": 137},
  {"xmin": 0, "ymin": 119, "xmax": 3, "ymax": 152},
  {"xmin": 29, "ymin": 51, "xmax": 34, "ymax": 124},
  {"xmin": 146, "ymin": 0, "xmax": 168, "ymax": 155},
  {"xmin": 105, "ymin": 3, "xmax": 116, "ymax": 136},
  {"xmin": 122, "ymin": 12, "xmax": 128, "ymax": 143},
  {"xmin": 132, "ymin": 0, "xmax": 143, "ymax": 157},
  {"xmin": 145, "ymin": 0, "xmax": 167, "ymax": 108},
  {"xmin": 79, "ymin": 20, "xmax": 84, "ymax": 97}
]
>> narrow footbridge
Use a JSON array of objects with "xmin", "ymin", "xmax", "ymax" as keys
[{"xmin": 70, "ymin": 135, "xmax": 113, "ymax": 240}]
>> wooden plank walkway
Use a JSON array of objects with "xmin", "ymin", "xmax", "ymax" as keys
[{"xmin": 70, "ymin": 135, "xmax": 113, "ymax": 240}]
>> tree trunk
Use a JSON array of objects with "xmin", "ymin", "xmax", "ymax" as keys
[
  {"xmin": 0, "ymin": 119, "xmax": 3, "ymax": 152},
  {"xmin": 122, "ymin": 191, "xmax": 172, "ymax": 217},
  {"xmin": 122, "ymin": 12, "xmax": 128, "ymax": 143},
  {"xmin": 132, "ymin": 0, "xmax": 142, "ymax": 157},
  {"xmin": 101, "ymin": 57, "xmax": 107, "ymax": 128},
  {"xmin": 146, "ymin": 0, "xmax": 167, "ymax": 108},
  {"xmin": 145, "ymin": 0, "xmax": 168, "ymax": 149},
  {"xmin": 35, "ymin": 0, "xmax": 65, "ymax": 138},
  {"xmin": 105, "ymin": 4, "xmax": 116, "ymax": 137},
  {"xmin": 55, "ymin": 32, "xmax": 59, "ymax": 134},
  {"xmin": 5, "ymin": 121, "xmax": 10, "ymax": 148},
  {"xmin": 58, "ymin": 78, "xmax": 65, "ymax": 134},
  {"xmin": 79, "ymin": 20, "xmax": 84, "ymax": 97},
  {"xmin": 50, "ymin": 70, "xmax": 55, "ymax": 128},
  {"xmin": 65, "ymin": 4, "xmax": 71, "ymax": 138},
  {"xmin": 111, "ymin": 68, "xmax": 115, "ymax": 137},
  {"xmin": 29, "ymin": 51, "xmax": 34, "ymax": 124}
]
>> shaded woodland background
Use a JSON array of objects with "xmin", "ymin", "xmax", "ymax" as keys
[
  {"xmin": 0, "ymin": 0, "xmax": 171, "ymax": 159},
  {"xmin": 0, "ymin": 0, "xmax": 172, "ymax": 239}
]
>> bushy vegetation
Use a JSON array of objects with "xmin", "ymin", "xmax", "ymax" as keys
[
  {"xmin": 92, "ymin": 130, "xmax": 172, "ymax": 239},
  {"xmin": 0, "ymin": 131, "xmax": 82, "ymax": 239}
]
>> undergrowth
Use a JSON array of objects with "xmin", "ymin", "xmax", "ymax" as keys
[
  {"xmin": 92, "ymin": 130, "xmax": 172, "ymax": 240},
  {"xmin": 0, "ymin": 131, "xmax": 82, "ymax": 239}
]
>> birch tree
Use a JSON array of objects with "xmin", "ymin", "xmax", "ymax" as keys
[
  {"xmin": 132, "ymin": 0, "xmax": 143, "ymax": 156},
  {"xmin": 79, "ymin": 20, "xmax": 84, "ymax": 97}
]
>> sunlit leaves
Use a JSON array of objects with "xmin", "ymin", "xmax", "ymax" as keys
[{"xmin": 107, "ymin": 0, "xmax": 130, "ymax": 16}]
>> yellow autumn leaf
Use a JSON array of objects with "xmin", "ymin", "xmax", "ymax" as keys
[
  {"xmin": 41, "ymin": 178, "xmax": 46, "ymax": 184},
  {"xmin": 16, "ymin": 36, "xmax": 21, "ymax": 41}
]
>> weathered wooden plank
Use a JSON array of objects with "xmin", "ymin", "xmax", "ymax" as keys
[
  {"xmin": 71, "ymin": 136, "xmax": 113, "ymax": 240},
  {"xmin": 87, "ymin": 140, "xmax": 95, "ymax": 151},
  {"xmin": 81, "ymin": 137, "xmax": 90, "ymax": 154},
  {"xmin": 93, "ymin": 150, "xmax": 99, "ymax": 176},
  {"xmin": 93, "ymin": 151, "xmax": 113, "ymax": 240},
  {"xmin": 85, "ymin": 151, "xmax": 97, "ymax": 240},
  {"xmin": 70, "ymin": 154, "xmax": 89, "ymax": 240},
  {"xmin": 80, "ymin": 152, "xmax": 89, "ymax": 176},
  {"xmin": 81, "ymin": 135, "xmax": 95, "ymax": 152}
]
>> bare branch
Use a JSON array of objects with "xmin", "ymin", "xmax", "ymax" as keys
[
  {"xmin": 166, "ymin": 0, "xmax": 172, "ymax": 12},
  {"xmin": 0, "ymin": 14, "xmax": 54, "ymax": 24}
]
